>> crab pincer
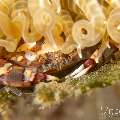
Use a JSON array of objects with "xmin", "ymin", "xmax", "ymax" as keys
[{"xmin": 68, "ymin": 43, "xmax": 118, "ymax": 78}]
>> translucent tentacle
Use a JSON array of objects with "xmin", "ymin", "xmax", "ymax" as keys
[
  {"xmin": 58, "ymin": 10, "xmax": 76, "ymax": 54},
  {"xmin": 106, "ymin": 0, "xmax": 120, "ymax": 8},
  {"xmin": 0, "ymin": 11, "xmax": 20, "ymax": 39},
  {"xmin": 0, "ymin": 0, "xmax": 15, "ymax": 15},
  {"xmin": 72, "ymin": 19, "xmax": 99, "ymax": 48},
  {"xmin": 11, "ymin": 0, "xmax": 41, "ymax": 43},
  {"xmin": 74, "ymin": 0, "xmax": 106, "ymax": 36},
  {"xmin": 60, "ymin": 35, "xmax": 76, "ymax": 54},
  {"xmin": 0, "ymin": 39, "xmax": 19, "ymax": 52},
  {"xmin": 107, "ymin": 7, "xmax": 120, "ymax": 44},
  {"xmin": 61, "ymin": 0, "xmax": 84, "ymax": 15},
  {"xmin": 60, "ymin": 10, "xmax": 74, "ymax": 36},
  {"xmin": 28, "ymin": 0, "xmax": 61, "ymax": 15},
  {"xmin": 71, "ymin": 0, "xmax": 106, "ymax": 57}
]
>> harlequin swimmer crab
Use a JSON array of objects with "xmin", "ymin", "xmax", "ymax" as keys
[
  {"xmin": 0, "ymin": 0, "xmax": 119, "ymax": 88},
  {"xmin": 0, "ymin": 37, "xmax": 118, "ymax": 88}
]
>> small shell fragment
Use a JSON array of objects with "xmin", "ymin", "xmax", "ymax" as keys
[{"xmin": 25, "ymin": 51, "xmax": 37, "ymax": 62}]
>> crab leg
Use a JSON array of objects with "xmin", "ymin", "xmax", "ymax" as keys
[
  {"xmin": 0, "ymin": 58, "xmax": 59, "ymax": 88},
  {"xmin": 0, "ymin": 71, "xmax": 59, "ymax": 88},
  {"xmin": 72, "ymin": 51, "xmax": 106, "ymax": 78}
]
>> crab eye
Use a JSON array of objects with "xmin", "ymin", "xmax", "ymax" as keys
[{"xmin": 25, "ymin": 51, "xmax": 37, "ymax": 62}]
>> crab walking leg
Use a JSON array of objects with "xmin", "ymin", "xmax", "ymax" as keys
[
  {"xmin": 1, "ymin": 73, "xmax": 59, "ymax": 88},
  {"xmin": 0, "ymin": 58, "xmax": 59, "ymax": 88}
]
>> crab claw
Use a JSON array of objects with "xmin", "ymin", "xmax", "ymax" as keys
[
  {"xmin": 66, "ymin": 42, "xmax": 118, "ymax": 79},
  {"xmin": 67, "ymin": 58, "xmax": 96, "ymax": 78}
]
